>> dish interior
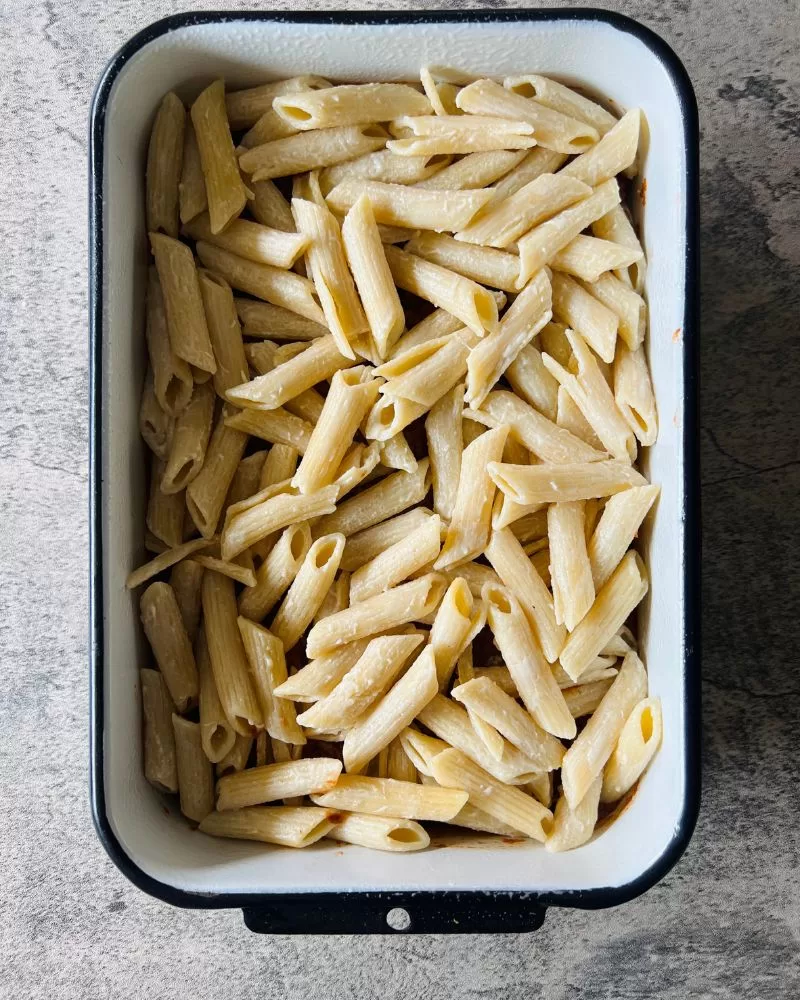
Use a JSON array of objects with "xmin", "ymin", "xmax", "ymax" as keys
[{"xmin": 98, "ymin": 15, "xmax": 691, "ymax": 896}]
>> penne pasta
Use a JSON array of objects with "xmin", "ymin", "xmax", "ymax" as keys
[
  {"xmin": 327, "ymin": 179, "xmax": 493, "ymax": 234},
  {"xmin": 149, "ymin": 233, "xmax": 216, "ymax": 374},
  {"xmin": 583, "ymin": 273, "xmax": 647, "ymax": 352},
  {"xmin": 190, "ymin": 80, "xmax": 249, "ymax": 234},
  {"xmin": 405, "ymin": 231, "xmax": 521, "ymax": 293},
  {"xmin": 416, "ymin": 149, "xmax": 527, "ymax": 191},
  {"xmin": 483, "ymin": 583, "xmax": 575, "ymax": 739},
  {"xmin": 332, "ymin": 441, "xmax": 383, "ymax": 500},
  {"xmin": 240, "ymin": 106, "xmax": 301, "ymax": 149},
  {"xmin": 172, "ymin": 715, "xmax": 215, "ymax": 823},
  {"xmin": 134, "ymin": 71, "xmax": 659, "ymax": 855},
  {"xmin": 379, "ymin": 432, "xmax": 417, "ymax": 473},
  {"xmin": 484, "ymin": 527, "xmax": 565, "ymax": 662},
  {"xmin": 562, "ymin": 677, "xmax": 616, "ymax": 718},
  {"xmin": 185, "ymin": 409, "xmax": 248, "ymax": 538},
  {"xmin": 350, "ymin": 515, "xmax": 442, "ymax": 604},
  {"xmin": 224, "ymin": 407, "xmax": 313, "ymax": 453},
  {"xmin": 376, "ymin": 331, "xmax": 475, "ymax": 409},
  {"xmin": 247, "ymin": 180, "xmax": 295, "ymax": 237},
  {"xmin": 387, "ymin": 114, "xmax": 536, "ymax": 156},
  {"xmin": 126, "ymin": 536, "xmax": 212, "ymax": 591},
  {"xmin": 321, "ymin": 148, "xmax": 449, "ymax": 193},
  {"xmin": 470, "ymin": 390, "xmax": 605, "ymax": 465},
  {"xmin": 229, "ymin": 334, "xmax": 355, "ymax": 411},
  {"xmin": 178, "ymin": 118, "xmax": 207, "ymax": 225},
  {"xmin": 548, "ymin": 501, "xmax": 595, "ymax": 631},
  {"xmin": 430, "ymin": 748, "xmax": 553, "ymax": 841},
  {"xmin": 146, "ymin": 91, "xmax": 185, "ymax": 238},
  {"xmin": 292, "ymin": 198, "xmax": 369, "ymax": 359},
  {"xmin": 140, "ymin": 582, "xmax": 198, "ymax": 713},
  {"xmin": 592, "ymin": 204, "xmax": 646, "ymax": 291},
  {"xmin": 186, "ymin": 213, "xmax": 309, "ymax": 269},
  {"xmin": 196, "ymin": 627, "xmax": 236, "ymax": 764},
  {"xmin": 614, "ymin": 342, "xmax": 659, "ymax": 445},
  {"xmin": 326, "ymin": 812, "xmax": 430, "ymax": 852},
  {"xmin": 386, "ymin": 736, "xmax": 417, "ymax": 783},
  {"xmin": 312, "ymin": 774, "xmax": 466, "ymax": 821},
  {"xmin": 274, "ymin": 83, "xmax": 431, "ymax": 130},
  {"xmin": 226, "ymin": 76, "xmax": 331, "ymax": 130},
  {"xmin": 588, "ymin": 483, "xmax": 659, "ymax": 591},
  {"xmin": 465, "ymin": 268, "xmax": 552, "ymax": 408},
  {"xmin": 235, "ymin": 298, "xmax": 328, "ymax": 342},
  {"xmin": 239, "ymin": 124, "xmax": 387, "ymax": 181},
  {"xmin": 556, "ymin": 386, "xmax": 604, "ymax": 450},
  {"xmin": 558, "ymin": 551, "xmax": 649, "ymax": 682},
  {"xmin": 517, "ymin": 178, "xmax": 621, "ymax": 285},
  {"xmin": 222, "ymin": 483, "xmax": 337, "ymax": 561},
  {"xmin": 225, "ymin": 451, "xmax": 268, "ymax": 508},
  {"xmin": 237, "ymin": 617, "xmax": 305, "ymax": 744},
  {"xmin": 139, "ymin": 368, "xmax": 174, "ymax": 459},
  {"xmin": 169, "ymin": 559, "xmax": 205, "ymax": 642},
  {"xmin": 314, "ymin": 460, "xmax": 430, "ymax": 539},
  {"xmin": 425, "ymin": 382, "xmax": 464, "ymax": 522},
  {"xmin": 456, "ymin": 172, "xmax": 591, "ymax": 248},
  {"xmin": 305, "ymin": 573, "xmax": 446, "ymax": 659},
  {"xmin": 201, "ymin": 570, "xmax": 264, "ymax": 734},
  {"xmin": 145, "ymin": 268, "xmax": 193, "ymax": 416},
  {"xmin": 545, "ymin": 329, "xmax": 636, "ymax": 462},
  {"xmin": 140, "ymin": 668, "xmax": 178, "ymax": 793},
  {"xmin": 551, "ymin": 234, "xmax": 643, "ymax": 284},
  {"xmin": 146, "ymin": 455, "xmax": 184, "ymax": 549},
  {"xmin": 550, "ymin": 269, "xmax": 619, "ymax": 366},
  {"xmin": 216, "ymin": 734, "xmax": 254, "ymax": 777},
  {"xmin": 559, "ymin": 108, "xmax": 641, "ymax": 187},
  {"xmin": 504, "ymin": 75, "xmax": 617, "ymax": 136},
  {"xmin": 560, "ymin": 650, "xmax": 647, "ymax": 807},
  {"xmin": 196, "ymin": 240, "xmax": 325, "ymax": 326},
  {"xmin": 601, "ymin": 696, "xmax": 663, "ymax": 802},
  {"xmin": 340, "ymin": 507, "xmax": 436, "ymax": 573},
  {"xmin": 490, "ymin": 146, "xmax": 567, "ymax": 202},
  {"xmin": 160, "ymin": 381, "xmax": 215, "ymax": 495},
  {"xmin": 238, "ymin": 521, "xmax": 311, "ymax": 620},
  {"xmin": 390, "ymin": 307, "xmax": 463, "ymax": 357},
  {"xmin": 341, "ymin": 195, "xmax": 405, "ymax": 357},
  {"xmin": 342, "ymin": 644, "xmax": 439, "ymax": 774},
  {"xmin": 430, "ymin": 577, "xmax": 485, "ymax": 688},
  {"xmin": 293, "ymin": 368, "xmax": 379, "ymax": 493},
  {"xmin": 296, "ymin": 633, "xmax": 424, "ymax": 731},
  {"xmin": 452, "ymin": 676, "xmax": 564, "ymax": 772},
  {"xmin": 199, "ymin": 805, "xmax": 336, "ymax": 848},
  {"xmin": 217, "ymin": 758, "xmax": 343, "ymax": 811},
  {"xmin": 457, "ymin": 78, "xmax": 599, "ymax": 153},
  {"xmin": 274, "ymin": 635, "xmax": 373, "ymax": 703},
  {"xmin": 417, "ymin": 696, "xmax": 540, "ymax": 785},
  {"xmin": 436, "ymin": 424, "xmax": 508, "ymax": 570},
  {"xmin": 196, "ymin": 271, "xmax": 249, "ymax": 399},
  {"xmin": 546, "ymin": 774, "xmax": 602, "ymax": 852},
  {"xmin": 488, "ymin": 459, "xmax": 646, "ymax": 506},
  {"xmin": 270, "ymin": 533, "xmax": 345, "ymax": 651}
]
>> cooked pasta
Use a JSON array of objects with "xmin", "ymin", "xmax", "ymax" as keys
[{"xmin": 132, "ymin": 66, "xmax": 659, "ymax": 857}]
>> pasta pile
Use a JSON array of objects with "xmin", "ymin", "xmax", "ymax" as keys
[{"xmin": 132, "ymin": 69, "xmax": 663, "ymax": 856}]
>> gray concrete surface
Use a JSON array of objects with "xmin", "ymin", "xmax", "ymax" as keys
[{"xmin": 2, "ymin": 1, "xmax": 799, "ymax": 996}]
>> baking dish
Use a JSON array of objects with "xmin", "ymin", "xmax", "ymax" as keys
[{"xmin": 89, "ymin": 8, "xmax": 700, "ymax": 934}]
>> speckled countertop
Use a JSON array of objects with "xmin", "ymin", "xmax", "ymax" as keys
[{"xmin": 2, "ymin": 1, "xmax": 799, "ymax": 996}]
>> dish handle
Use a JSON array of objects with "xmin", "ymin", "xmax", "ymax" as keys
[{"xmin": 241, "ymin": 892, "xmax": 547, "ymax": 934}]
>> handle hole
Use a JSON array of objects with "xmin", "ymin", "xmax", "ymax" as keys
[{"xmin": 386, "ymin": 907, "xmax": 411, "ymax": 932}]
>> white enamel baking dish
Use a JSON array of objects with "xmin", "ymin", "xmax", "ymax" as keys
[{"xmin": 89, "ymin": 9, "xmax": 700, "ymax": 934}]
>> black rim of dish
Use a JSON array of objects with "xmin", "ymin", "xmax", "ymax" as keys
[{"xmin": 89, "ymin": 7, "xmax": 701, "ymax": 933}]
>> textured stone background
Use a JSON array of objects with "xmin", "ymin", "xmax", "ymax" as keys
[{"xmin": 2, "ymin": 1, "xmax": 799, "ymax": 996}]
